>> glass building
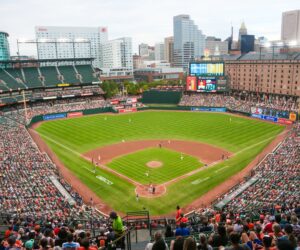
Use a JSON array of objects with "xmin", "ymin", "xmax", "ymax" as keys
[
  {"xmin": 0, "ymin": 31, "xmax": 10, "ymax": 61},
  {"xmin": 173, "ymin": 15, "xmax": 205, "ymax": 70}
]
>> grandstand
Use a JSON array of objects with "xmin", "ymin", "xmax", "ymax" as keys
[{"xmin": 0, "ymin": 58, "xmax": 299, "ymax": 250}]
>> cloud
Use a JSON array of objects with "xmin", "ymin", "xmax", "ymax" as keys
[{"xmin": 1, "ymin": 0, "xmax": 300, "ymax": 55}]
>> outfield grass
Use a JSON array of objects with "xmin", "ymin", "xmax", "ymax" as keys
[
  {"xmin": 107, "ymin": 148, "xmax": 203, "ymax": 184},
  {"xmin": 36, "ymin": 111, "xmax": 284, "ymax": 153},
  {"xmin": 36, "ymin": 111, "xmax": 284, "ymax": 215}
]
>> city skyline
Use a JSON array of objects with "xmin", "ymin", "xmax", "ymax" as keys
[{"xmin": 1, "ymin": 0, "xmax": 300, "ymax": 56}]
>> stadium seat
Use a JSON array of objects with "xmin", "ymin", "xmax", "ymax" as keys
[
  {"xmin": 75, "ymin": 65, "xmax": 99, "ymax": 83},
  {"xmin": 0, "ymin": 68, "xmax": 26, "ymax": 90},
  {"xmin": 40, "ymin": 66, "xmax": 61, "ymax": 87},
  {"xmin": 58, "ymin": 65, "xmax": 80, "ymax": 84},
  {"xmin": 23, "ymin": 67, "xmax": 43, "ymax": 88}
]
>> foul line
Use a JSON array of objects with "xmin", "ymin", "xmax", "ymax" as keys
[{"xmin": 36, "ymin": 130, "xmax": 284, "ymax": 188}]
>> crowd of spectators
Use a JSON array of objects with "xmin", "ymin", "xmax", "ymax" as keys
[
  {"xmin": 3, "ymin": 96, "xmax": 109, "ymax": 124},
  {"xmin": 222, "ymin": 123, "xmax": 300, "ymax": 213},
  {"xmin": 32, "ymin": 87, "xmax": 104, "ymax": 98},
  {"xmin": 0, "ymin": 92, "xmax": 299, "ymax": 250},
  {"xmin": 179, "ymin": 93, "xmax": 299, "ymax": 114},
  {"xmin": 0, "ymin": 117, "xmax": 98, "ymax": 221},
  {"xmin": 144, "ymin": 200, "xmax": 300, "ymax": 250}
]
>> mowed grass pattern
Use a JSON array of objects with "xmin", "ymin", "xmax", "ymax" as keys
[
  {"xmin": 36, "ymin": 111, "xmax": 285, "ymax": 214},
  {"xmin": 36, "ymin": 111, "xmax": 284, "ymax": 153},
  {"xmin": 107, "ymin": 148, "xmax": 203, "ymax": 184}
]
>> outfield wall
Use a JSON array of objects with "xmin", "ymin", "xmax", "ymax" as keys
[
  {"xmin": 28, "ymin": 107, "xmax": 113, "ymax": 127},
  {"xmin": 28, "ymin": 104, "xmax": 294, "ymax": 128}
]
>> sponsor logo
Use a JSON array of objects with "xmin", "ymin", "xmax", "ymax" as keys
[
  {"xmin": 67, "ymin": 112, "xmax": 83, "ymax": 118},
  {"xmin": 191, "ymin": 107, "xmax": 226, "ymax": 112},
  {"xmin": 43, "ymin": 113, "xmax": 66, "ymax": 121},
  {"xmin": 278, "ymin": 118, "xmax": 293, "ymax": 125}
]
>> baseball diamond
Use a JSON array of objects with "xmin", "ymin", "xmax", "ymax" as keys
[{"xmin": 34, "ymin": 111, "xmax": 284, "ymax": 215}]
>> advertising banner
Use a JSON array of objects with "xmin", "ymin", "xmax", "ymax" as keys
[
  {"xmin": 186, "ymin": 76, "xmax": 197, "ymax": 91},
  {"xmin": 278, "ymin": 118, "xmax": 293, "ymax": 125},
  {"xmin": 191, "ymin": 107, "xmax": 226, "ymax": 112},
  {"xmin": 67, "ymin": 112, "xmax": 83, "ymax": 118},
  {"xmin": 118, "ymin": 108, "xmax": 137, "ymax": 113},
  {"xmin": 43, "ymin": 113, "xmax": 66, "ymax": 121},
  {"xmin": 251, "ymin": 114, "xmax": 278, "ymax": 122},
  {"xmin": 110, "ymin": 99, "xmax": 120, "ymax": 105}
]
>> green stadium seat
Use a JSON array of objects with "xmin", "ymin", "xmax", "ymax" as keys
[
  {"xmin": 0, "ymin": 81, "xmax": 9, "ymax": 92},
  {"xmin": 58, "ymin": 65, "xmax": 80, "ymax": 84},
  {"xmin": 23, "ymin": 67, "xmax": 43, "ymax": 88},
  {"xmin": 0, "ymin": 69, "xmax": 26, "ymax": 90},
  {"xmin": 40, "ymin": 66, "xmax": 61, "ymax": 87},
  {"xmin": 75, "ymin": 65, "xmax": 99, "ymax": 83}
]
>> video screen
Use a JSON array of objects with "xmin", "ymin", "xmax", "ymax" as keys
[
  {"xmin": 197, "ymin": 78, "xmax": 216, "ymax": 92},
  {"xmin": 190, "ymin": 62, "xmax": 224, "ymax": 76},
  {"xmin": 186, "ymin": 76, "xmax": 197, "ymax": 91}
]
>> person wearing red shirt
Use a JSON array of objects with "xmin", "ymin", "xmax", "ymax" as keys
[{"xmin": 175, "ymin": 206, "xmax": 182, "ymax": 225}]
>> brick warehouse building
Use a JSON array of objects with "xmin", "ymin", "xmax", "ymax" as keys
[{"xmin": 224, "ymin": 53, "xmax": 300, "ymax": 97}]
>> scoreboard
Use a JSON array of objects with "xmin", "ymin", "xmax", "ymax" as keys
[
  {"xmin": 186, "ymin": 62, "xmax": 228, "ymax": 92},
  {"xmin": 190, "ymin": 62, "xmax": 224, "ymax": 77}
]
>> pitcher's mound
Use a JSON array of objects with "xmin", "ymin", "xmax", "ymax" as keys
[{"xmin": 146, "ymin": 161, "xmax": 163, "ymax": 168}]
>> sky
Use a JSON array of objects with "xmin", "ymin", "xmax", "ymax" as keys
[{"xmin": 1, "ymin": 0, "xmax": 300, "ymax": 56}]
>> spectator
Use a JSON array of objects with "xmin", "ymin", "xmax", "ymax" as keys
[
  {"xmin": 183, "ymin": 237, "xmax": 196, "ymax": 250},
  {"xmin": 225, "ymin": 232, "xmax": 251, "ymax": 250},
  {"xmin": 198, "ymin": 233, "xmax": 212, "ymax": 250},
  {"xmin": 175, "ymin": 223, "xmax": 190, "ymax": 237},
  {"xmin": 62, "ymin": 233, "xmax": 80, "ymax": 249}
]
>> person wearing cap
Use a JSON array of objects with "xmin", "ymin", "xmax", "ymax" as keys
[
  {"xmin": 109, "ymin": 211, "xmax": 125, "ymax": 249},
  {"xmin": 109, "ymin": 211, "xmax": 124, "ymax": 236},
  {"xmin": 24, "ymin": 239, "xmax": 34, "ymax": 250}
]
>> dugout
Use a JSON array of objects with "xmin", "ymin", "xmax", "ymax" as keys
[{"xmin": 141, "ymin": 90, "xmax": 182, "ymax": 104}]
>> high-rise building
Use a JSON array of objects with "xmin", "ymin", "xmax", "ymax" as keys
[
  {"xmin": 139, "ymin": 43, "xmax": 155, "ymax": 60},
  {"xmin": 35, "ymin": 26, "xmax": 108, "ymax": 68},
  {"xmin": 164, "ymin": 36, "xmax": 174, "ymax": 64},
  {"xmin": 281, "ymin": 10, "xmax": 300, "ymax": 42},
  {"xmin": 238, "ymin": 22, "xmax": 247, "ymax": 42},
  {"xmin": 154, "ymin": 42, "xmax": 165, "ymax": 61},
  {"xmin": 205, "ymin": 37, "xmax": 228, "ymax": 55},
  {"xmin": 102, "ymin": 37, "xmax": 133, "ymax": 70},
  {"xmin": 241, "ymin": 35, "xmax": 255, "ymax": 54},
  {"xmin": 139, "ymin": 43, "xmax": 150, "ymax": 57},
  {"xmin": 0, "ymin": 31, "xmax": 10, "ymax": 61},
  {"xmin": 173, "ymin": 15, "xmax": 205, "ymax": 69}
]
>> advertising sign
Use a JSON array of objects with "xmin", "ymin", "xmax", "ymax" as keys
[
  {"xmin": 191, "ymin": 107, "xmax": 226, "ymax": 112},
  {"xmin": 67, "ymin": 112, "xmax": 83, "ymax": 118},
  {"xmin": 278, "ymin": 118, "xmax": 293, "ymax": 125},
  {"xmin": 186, "ymin": 76, "xmax": 197, "ymax": 91},
  {"xmin": 43, "ymin": 113, "xmax": 66, "ymax": 121},
  {"xmin": 118, "ymin": 108, "xmax": 137, "ymax": 113}
]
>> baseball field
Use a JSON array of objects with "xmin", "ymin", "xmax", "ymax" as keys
[{"xmin": 35, "ymin": 111, "xmax": 284, "ymax": 215}]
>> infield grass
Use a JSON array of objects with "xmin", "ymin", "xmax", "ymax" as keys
[
  {"xmin": 36, "ymin": 111, "xmax": 285, "ymax": 215},
  {"xmin": 107, "ymin": 148, "xmax": 203, "ymax": 184}
]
